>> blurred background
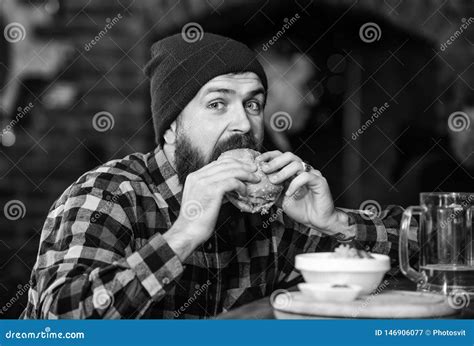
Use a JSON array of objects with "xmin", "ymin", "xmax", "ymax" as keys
[{"xmin": 0, "ymin": 0, "xmax": 472, "ymax": 318}]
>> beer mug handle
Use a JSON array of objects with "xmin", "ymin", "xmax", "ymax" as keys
[{"xmin": 399, "ymin": 206, "xmax": 427, "ymax": 285}]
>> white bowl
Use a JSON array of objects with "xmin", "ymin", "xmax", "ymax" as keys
[
  {"xmin": 295, "ymin": 252, "xmax": 390, "ymax": 294},
  {"xmin": 298, "ymin": 283, "xmax": 363, "ymax": 302}
]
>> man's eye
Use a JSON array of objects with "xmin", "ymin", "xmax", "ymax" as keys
[
  {"xmin": 246, "ymin": 101, "xmax": 262, "ymax": 114},
  {"xmin": 208, "ymin": 101, "xmax": 225, "ymax": 110}
]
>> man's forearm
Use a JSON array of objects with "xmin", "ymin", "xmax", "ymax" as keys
[
  {"xmin": 163, "ymin": 217, "xmax": 204, "ymax": 262},
  {"xmin": 326, "ymin": 205, "xmax": 419, "ymax": 262},
  {"xmin": 319, "ymin": 209, "xmax": 357, "ymax": 242},
  {"xmin": 33, "ymin": 227, "xmax": 185, "ymax": 319}
]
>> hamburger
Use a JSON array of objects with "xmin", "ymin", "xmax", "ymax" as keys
[{"xmin": 218, "ymin": 149, "xmax": 284, "ymax": 214}]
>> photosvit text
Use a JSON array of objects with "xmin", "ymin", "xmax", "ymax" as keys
[{"xmin": 374, "ymin": 329, "xmax": 466, "ymax": 337}]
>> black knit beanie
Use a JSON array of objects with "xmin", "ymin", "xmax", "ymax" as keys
[{"xmin": 144, "ymin": 32, "xmax": 268, "ymax": 145}]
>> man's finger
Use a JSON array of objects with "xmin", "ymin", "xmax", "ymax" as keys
[
  {"xmin": 200, "ymin": 161, "xmax": 257, "ymax": 177},
  {"xmin": 285, "ymin": 172, "xmax": 325, "ymax": 197},
  {"xmin": 225, "ymin": 195, "xmax": 255, "ymax": 213},
  {"xmin": 214, "ymin": 157, "xmax": 257, "ymax": 171},
  {"xmin": 255, "ymin": 150, "xmax": 282, "ymax": 163},
  {"xmin": 260, "ymin": 152, "xmax": 301, "ymax": 174},
  {"xmin": 267, "ymin": 161, "xmax": 303, "ymax": 184},
  {"xmin": 220, "ymin": 178, "xmax": 248, "ymax": 197},
  {"xmin": 209, "ymin": 169, "xmax": 261, "ymax": 185}
]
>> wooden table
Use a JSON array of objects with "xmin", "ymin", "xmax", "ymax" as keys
[{"xmin": 217, "ymin": 276, "xmax": 474, "ymax": 319}]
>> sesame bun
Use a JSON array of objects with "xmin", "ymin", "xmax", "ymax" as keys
[{"xmin": 218, "ymin": 148, "xmax": 283, "ymax": 214}]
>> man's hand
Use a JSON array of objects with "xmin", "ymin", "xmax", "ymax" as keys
[
  {"xmin": 165, "ymin": 157, "xmax": 260, "ymax": 261},
  {"xmin": 257, "ymin": 151, "xmax": 354, "ymax": 238}
]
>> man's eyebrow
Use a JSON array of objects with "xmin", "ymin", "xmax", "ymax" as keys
[
  {"xmin": 202, "ymin": 87, "xmax": 265, "ymax": 98},
  {"xmin": 203, "ymin": 88, "xmax": 236, "ymax": 95},
  {"xmin": 245, "ymin": 88, "xmax": 265, "ymax": 99}
]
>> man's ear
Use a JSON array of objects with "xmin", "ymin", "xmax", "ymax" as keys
[{"xmin": 163, "ymin": 120, "xmax": 178, "ymax": 144}]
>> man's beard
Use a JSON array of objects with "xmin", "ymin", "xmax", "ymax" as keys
[{"xmin": 175, "ymin": 132, "xmax": 259, "ymax": 185}]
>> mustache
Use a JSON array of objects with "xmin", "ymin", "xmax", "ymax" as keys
[{"xmin": 209, "ymin": 133, "xmax": 259, "ymax": 162}]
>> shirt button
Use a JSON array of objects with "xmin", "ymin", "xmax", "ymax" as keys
[{"xmin": 162, "ymin": 277, "xmax": 170, "ymax": 285}]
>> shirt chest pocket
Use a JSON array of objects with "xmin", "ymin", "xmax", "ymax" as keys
[{"xmin": 222, "ymin": 283, "xmax": 268, "ymax": 311}]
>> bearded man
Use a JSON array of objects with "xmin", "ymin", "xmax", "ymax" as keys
[{"xmin": 22, "ymin": 33, "xmax": 417, "ymax": 319}]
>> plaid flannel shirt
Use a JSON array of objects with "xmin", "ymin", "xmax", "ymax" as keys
[{"xmin": 21, "ymin": 146, "xmax": 418, "ymax": 319}]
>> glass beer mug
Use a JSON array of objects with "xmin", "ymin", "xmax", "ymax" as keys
[{"xmin": 399, "ymin": 192, "xmax": 474, "ymax": 295}]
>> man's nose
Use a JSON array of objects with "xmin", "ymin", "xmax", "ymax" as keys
[{"xmin": 230, "ymin": 105, "xmax": 252, "ymax": 133}]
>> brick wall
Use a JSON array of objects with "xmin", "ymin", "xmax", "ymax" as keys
[
  {"xmin": 0, "ymin": 0, "xmax": 151, "ymax": 318},
  {"xmin": 1, "ymin": 0, "xmax": 470, "ymax": 318}
]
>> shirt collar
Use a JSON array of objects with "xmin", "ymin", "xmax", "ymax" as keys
[{"xmin": 147, "ymin": 145, "xmax": 183, "ymax": 217}]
